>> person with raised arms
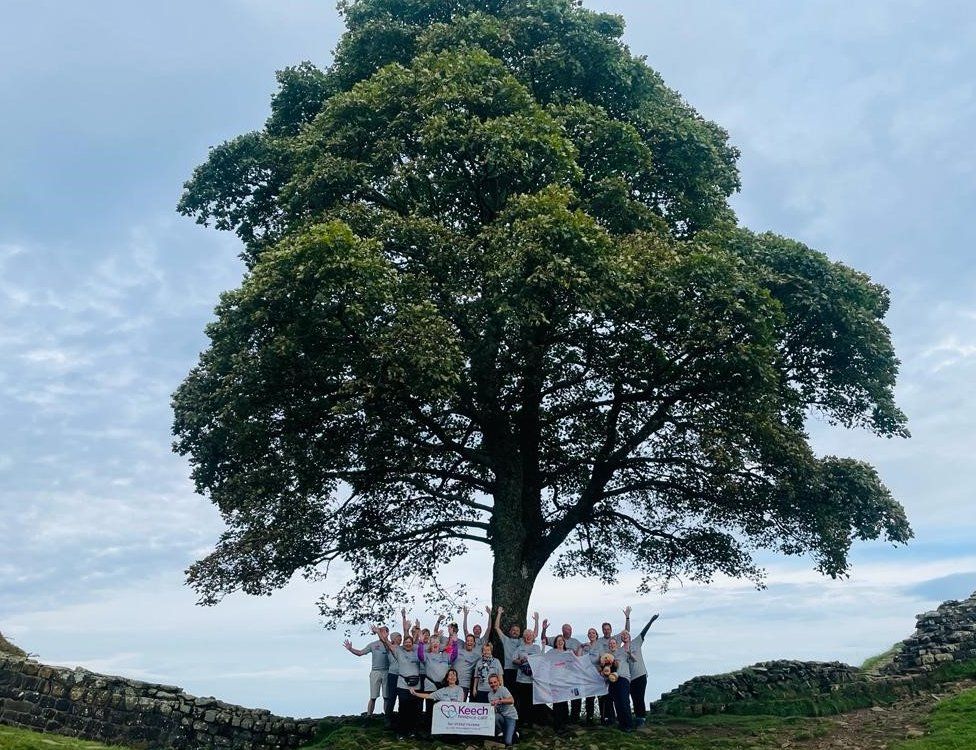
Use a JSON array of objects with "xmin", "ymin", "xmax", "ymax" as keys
[
  {"xmin": 487, "ymin": 673, "xmax": 518, "ymax": 749},
  {"xmin": 621, "ymin": 610, "xmax": 659, "ymax": 727},
  {"xmin": 511, "ymin": 620, "xmax": 542, "ymax": 727},
  {"xmin": 494, "ymin": 606, "xmax": 537, "ymax": 692},
  {"xmin": 453, "ymin": 633, "xmax": 482, "ymax": 699},
  {"xmin": 463, "ymin": 605, "xmax": 491, "ymax": 646},
  {"xmin": 342, "ymin": 626, "xmax": 390, "ymax": 718},
  {"xmin": 605, "ymin": 636, "xmax": 636, "ymax": 732},
  {"xmin": 417, "ymin": 635, "xmax": 456, "ymax": 732},
  {"xmin": 376, "ymin": 626, "xmax": 422, "ymax": 738},
  {"xmin": 471, "ymin": 642, "xmax": 504, "ymax": 702}
]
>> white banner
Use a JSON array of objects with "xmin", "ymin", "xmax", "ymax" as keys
[
  {"xmin": 528, "ymin": 652, "xmax": 608, "ymax": 705},
  {"xmin": 430, "ymin": 701, "xmax": 496, "ymax": 736}
]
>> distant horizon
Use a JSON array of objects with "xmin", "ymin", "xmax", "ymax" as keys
[{"xmin": 3, "ymin": 0, "xmax": 976, "ymax": 718}]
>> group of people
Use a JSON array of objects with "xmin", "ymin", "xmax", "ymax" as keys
[{"xmin": 342, "ymin": 604, "xmax": 658, "ymax": 745}]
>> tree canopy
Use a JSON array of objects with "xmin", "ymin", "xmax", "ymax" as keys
[{"xmin": 174, "ymin": 0, "xmax": 911, "ymax": 627}]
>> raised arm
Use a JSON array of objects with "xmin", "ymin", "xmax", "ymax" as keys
[
  {"xmin": 493, "ymin": 606, "xmax": 506, "ymax": 639},
  {"xmin": 401, "ymin": 608, "xmax": 409, "ymax": 638},
  {"xmin": 623, "ymin": 606, "xmax": 632, "ymax": 633},
  {"xmin": 432, "ymin": 614, "xmax": 445, "ymax": 637},
  {"xmin": 640, "ymin": 613, "xmax": 660, "ymax": 640},
  {"xmin": 540, "ymin": 618, "xmax": 550, "ymax": 646},
  {"xmin": 532, "ymin": 611, "xmax": 540, "ymax": 634},
  {"xmin": 375, "ymin": 625, "xmax": 395, "ymax": 654},
  {"xmin": 343, "ymin": 639, "xmax": 367, "ymax": 657},
  {"xmin": 463, "ymin": 606, "xmax": 471, "ymax": 638}
]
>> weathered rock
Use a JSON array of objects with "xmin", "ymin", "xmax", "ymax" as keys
[{"xmin": 0, "ymin": 652, "xmax": 320, "ymax": 750}]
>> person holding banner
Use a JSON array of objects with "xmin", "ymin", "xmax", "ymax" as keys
[
  {"xmin": 541, "ymin": 620, "xmax": 583, "ymax": 723},
  {"xmin": 410, "ymin": 667, "xmax": 465, "ymax": 703},
  {"xmin": 471, "ymin": 642, "xmax": 504, "ymax": 702},
  {"xmin": 543, "ymin": 634, "xmax": 573, "ymax": 734},
  {"xmin": 494, "ymin": 606, "xmax": 538, "ymax": 691},
  {"xmin": 487, "ymin": 674, "xmax": 518, "ymax": 748},
  {"xmin": 511, "ymin": 625, "xmax": 542, "ymax": 727},
  {"xmin": 579, "ymin": 627, "xmax": 601, "ymax": 724}
]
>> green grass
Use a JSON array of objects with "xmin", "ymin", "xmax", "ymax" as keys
[
  {"xmin": 0, "ymin": 632, "xmax": 27, "ymax": 657},
  {"xmin": 892, "ymin": 689, "xmax": 976, "ymax": 749},
  {"xmin": 860, "ymin": 643, "xmax": 901, "ymax": 672},
  {"xmin": 302, "ymin": 714, "xmax": 827, "ymax": 750},
  {"xmin": 0, "ymin": 725, "xmax": 122, "ymax": 750}
]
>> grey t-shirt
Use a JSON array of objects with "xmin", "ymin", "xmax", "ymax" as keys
[
  {"xmin": 429, "ymin": 685, "xmax": 465, "ymax": 702},
  {"xmin": 391, "ymin": 646, "xmax": 421, "ymax": 691},
  {"xmin": 362, "ymin": 640, "xmax": 390, "ymax": 672},
  {"xmin": 581, "ymin": 640, "xmax": 603, "ymax": 667},
  {"xmin": 473, "ymin": 657, "xmax": 503, "ymax": 690},
  {"xmin": 629, "ymin": 635, "xmax": 647, "ymax": 679},
  {"xmin": 454, "ymin": 647, "xmax": 481, "ymax": 688},
  {"xmin": 499, "ymin": 634, "xmax": 522, "ymax": 669},
  {"xmin": 513, "ymin": 643, "xmax": 542, "ymax": 684},
  {"xmin": 423, "ymin": 649, "xmax": 454, "ymax": 685},
  {"xmin": 545, "ymin": 635, "xmax": 581, "ymax": 651},
  {"xmin": 489, "ymin": 686, "xmax": 518, "ymax": 719},
  {"xmin": 611, "ymin": 646, "xmax": 636, "ymax": 681}
]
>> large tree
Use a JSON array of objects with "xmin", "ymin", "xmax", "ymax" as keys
[{"xmin": 173, "ymin": 0, "xmax": 911, "ymax": 628}]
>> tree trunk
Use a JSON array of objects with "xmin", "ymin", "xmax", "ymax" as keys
[{"xmin": 488, "ymin": 470, "xmax": 545, "ymax": 633}]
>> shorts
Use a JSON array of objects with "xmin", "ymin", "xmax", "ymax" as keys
[{"xmin": 369, "ymin": 669, "xmax": 389, "ymax": 699}]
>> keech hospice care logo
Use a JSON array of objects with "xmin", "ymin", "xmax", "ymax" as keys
[{"xmin": 439, "ymin": 703, "xmax": 489, "ymax": 719}]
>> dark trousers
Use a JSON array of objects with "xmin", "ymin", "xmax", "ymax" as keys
[
  {"xmin": 473, "ymin": 690, "xmax": 489, "ymax": 703},
  {"xmin": 599, "ymin": 693, "xmax": 616, "ymax": 724},
  {"xmin": 397, "ymin": 688, "xmax": 422, "ymax": 734},
  {"xmin": 570, "ymin": 698, "xmax": 582, "ymax": 721},
  {"xmin": 384, "ymin": 673, "xmax": 399, "ymax": 727},
  {"xmin": 610, "ymin": 677, "xmax": 633, "ymax": 731},
  {"xmin": 629, "ymin": 674, "xmax": 647, "ymax": 718},
  {"xmin": 584, "ymin": 696, "xmax": 595, "ymax": 721},
  {"xmin": 513, "ymin": 681, "xmax": 534, "ymax": 726},
  {"xmin": 553, "ymin": 701, "xmax": 570, "ymax": 731},
  {"xmin": 503, "ymin": 668, "xmax": 517, "ymax": 693}
]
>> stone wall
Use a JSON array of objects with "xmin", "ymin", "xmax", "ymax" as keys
[
  {"xmin": 0, "ymin": 653, "xmax": 319, "ymax": 750},
  {"xmin": 884, "ymin": 590, "xmax": 976, "ymax": 675},
  {"xmin": 650, "ymin": 659, "xmax": 865, "ymax": 716}
]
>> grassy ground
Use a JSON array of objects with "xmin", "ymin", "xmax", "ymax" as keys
[
  {"xmin": 892, "ymin": 688, "xmax": 976, "ymax": 750},
  {"xmin": 0, "ymin": 632, "xmax": 26, "ymax": 657},
  {"xmin": 304, "ymin": 714, "xmax": 830, "ymax": 750},
  {"xmin": 0, "ymin": 726, "xmax": 120, "ymax": 750},
  {"xmin": 860, "ymin": 644, "xmax": 901, "ymax": 673}
]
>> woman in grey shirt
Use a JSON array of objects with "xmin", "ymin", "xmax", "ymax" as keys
[
  {"xmin": 411, "ymin": 668, "xmax": 465, "ymax": 703},
  {"xmin": 605, "ymin": 636, "xmax": 636, "ymax": 732},
  {"xmin": 377, "ymin": 628, "xmax": 422, "ymax": 737}
]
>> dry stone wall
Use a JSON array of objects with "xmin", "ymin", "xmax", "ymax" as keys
[
  {"xmin": 0, "ymin": 653, "xmax": 318, "ymax": 750},
  {"xmin": 884, "ymin": 590, "xmax": 976, "ymax": 674},
  {"xmin": 650, "ymin": 660, "xmax": 864, "ymax": 716}
]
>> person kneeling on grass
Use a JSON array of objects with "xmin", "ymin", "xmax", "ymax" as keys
[{"xmin": 487, "ymin": 673, "xmax": 518, "ymax": 748}]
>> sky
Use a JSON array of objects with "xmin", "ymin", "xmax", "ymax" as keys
[{"xmin": 2, "ymin": 0, "xmax": 975, "ymax": 719}]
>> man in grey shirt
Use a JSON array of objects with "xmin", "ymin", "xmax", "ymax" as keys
[
  {"xmin": 343, "ymin": 627, "xmax": 390, "ymax": 716},
  {"xmin": 487, "ymin": 674, "xmax": 518, "ymax": 748},
  {"xmin": 494, "ymin": 606, "xmax": 538, "ymax": 692}
]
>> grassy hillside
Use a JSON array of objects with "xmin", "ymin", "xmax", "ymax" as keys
[
  {"xmin": 893, "ymin": 688, "xmax": 976, "ymax": 750},
  {"xmin": 0, "ymin": 632, "xmax": 26, "ymax": 657},
  {"xmin": 0, "ymin": 725, "xmax": 120, "ymax": 750}
]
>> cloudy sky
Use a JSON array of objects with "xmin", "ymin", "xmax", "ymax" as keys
[{"xmin": 2, "ymin": 0, "xmax": 975, "ymax": 719}]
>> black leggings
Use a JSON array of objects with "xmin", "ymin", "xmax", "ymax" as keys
[
  {"xmin": 384, "ymin": 673, "xmax": 399, "ymax": 727},
  {"xmin": 553, "ymin": 701, "xmax": 570, "ymax": 731},
  {"xmin": 396, "ymin": 688, "xmax": 422, "ymax": 734},
  {"xmin": 513, "ymin": 682, "xmax": 534, "ymax": 726},
  {"xmin": 630, "ymin": 674, "xmax": 648, "ymax": 718}
]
